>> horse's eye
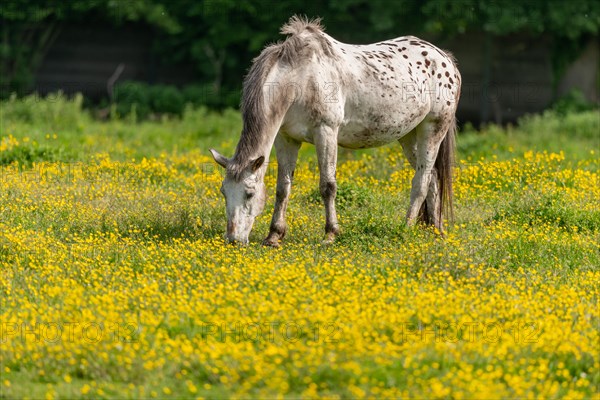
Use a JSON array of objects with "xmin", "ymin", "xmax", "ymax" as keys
[{"xmin": 245, "ymin": 191, "xmax": 255, "ymax": 199}]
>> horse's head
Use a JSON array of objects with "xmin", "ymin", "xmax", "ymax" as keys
[{"xmin": 210, "ymin": 149, "xmax": 266, "ymax": 245}]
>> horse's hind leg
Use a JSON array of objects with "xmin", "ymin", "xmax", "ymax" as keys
[
  {"xmin": 263, "ymin": 134, "xmax": 301, "ymax": 247},
  {"xmin": 425, "ymin": 169, "xmax": 442, "ymax": 231},
  {"xmin": 404, "ymin": 119, "xmax": 446, "ymax": 230},
  {"xmin": 400, "ymin": 131, "xmax": 441, "ymax": 230}
]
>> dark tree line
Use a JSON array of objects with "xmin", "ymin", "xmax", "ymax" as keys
[{"xmin": 1, "ymin": 0, "xmax": 598, "ymax": 101}]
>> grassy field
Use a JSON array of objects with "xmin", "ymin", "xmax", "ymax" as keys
[{"xmin": 1, "ymin": 95, "xmax": 599, "ymax": 399}]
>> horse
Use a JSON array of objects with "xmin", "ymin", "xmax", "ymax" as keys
[{"xmin": 210, "ymin": 16, "xmax": 461, "ymax": 246}]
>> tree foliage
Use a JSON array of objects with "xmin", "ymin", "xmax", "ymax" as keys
[
  {"xmin": 419, "ymin": 0, "xmax": 600, "ymax": 37},
  {"xmin": 0, "ymin": 0, "xmax": 178, "ymax": 95},
  {"xmin": 1, "ymin": 0, "xmax": 598, "ymax": 100}
]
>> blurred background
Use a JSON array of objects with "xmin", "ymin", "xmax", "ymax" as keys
[{"xmin": 1, "ymin": 0, "xmax": 598, "ymax": 125}]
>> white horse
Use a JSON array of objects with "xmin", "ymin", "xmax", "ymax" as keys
[{"xmin": 210, "ymin": 16, "xmax": 461, "ymax": 246}]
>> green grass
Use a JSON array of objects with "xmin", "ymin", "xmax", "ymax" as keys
[
  {"xmin": 3, "ymin": 93, "xmax": 597, "ymax": 163},
  {"xmin": 1, "ymin": 94, "xmax": 599, "ymax": 399}
]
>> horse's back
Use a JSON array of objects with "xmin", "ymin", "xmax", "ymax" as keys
[{"xmin": 280, "ymin": 32, "xmax": 461, "ymax": 149}]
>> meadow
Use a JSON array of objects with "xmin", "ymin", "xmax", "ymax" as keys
[{"xmin": 0, "ymin": 94, "xmax": 599, "ymax": 399}]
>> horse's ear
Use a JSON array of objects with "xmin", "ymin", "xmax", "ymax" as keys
[
  {"xmin": 210, "ymin": 149, "xmax": 229, "ymax": 168},
  {"xmin": 250, "ymin": 156, "xmax": 265, "ymax": 172}
]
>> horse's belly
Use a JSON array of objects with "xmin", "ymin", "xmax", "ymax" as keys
[
  {"xmin": 335, "ymin": 84, "xmax": 431, "ymax": 148},
  {"xmin": 337, "ymin": 123, "xmax": 405, "ymax": 149},
  {"xmin": 281, "ymin": 94, "xmax": 429, "ymax": 149}
]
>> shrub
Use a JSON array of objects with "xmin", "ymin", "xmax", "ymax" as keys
[
  {"xmin": 182, "ymin": 84, "xmax": 240, "ymax": 109},
  {"xmin": 181, "ymin": 84, "xmax": 208, "ymax": 107},
  {"xmin": 550, "ymin": 89, "xmax": 596, "ymax": 115},
  {"xmin": 113, "ymin": 81, "xmax": 152, "ymax": 120},
  {"xmin": 113, "ymin": 81, "xmax": 215, "ymax": 119},
  {"xmin": 149, "ymin": 84, "xmax": 185, "ymax": 116}
]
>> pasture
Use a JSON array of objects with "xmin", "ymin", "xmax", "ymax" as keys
[{"xmin": 1, "ymin": 95, "xmax": 599, "ymax": 398}]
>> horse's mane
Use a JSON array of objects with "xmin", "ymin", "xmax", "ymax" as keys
[
  {"xmin": 280, "ymin": 15, "xmax": 325, "ymax": 36},
  {"xmin": 231, "ymin": 16, "xmax": 334, "ymax": 179}
]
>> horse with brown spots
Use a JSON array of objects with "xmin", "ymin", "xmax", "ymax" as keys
[{"xmin": 211, "ymin": 16, "xmax": 462, "ymax": 246}]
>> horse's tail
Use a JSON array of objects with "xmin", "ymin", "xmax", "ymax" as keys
[
  {"xmin": 419, "ymin": 116, "xmax": 456, "ymax": 228},
  {"xmin": 437, "ymin": 116, "xmax": 456, "ymax": 224}
]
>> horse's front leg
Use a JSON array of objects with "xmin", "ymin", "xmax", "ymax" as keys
[
  {"xmin": 314, "ymin": 125, "xmax": 340, "ymax": 244},
  {"xmin": 263, "ymin": 134, "xmax": 301, "ymax": 247}
]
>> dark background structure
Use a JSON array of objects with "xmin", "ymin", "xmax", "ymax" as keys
[{"xmin": 1, "ymin": 0, "xmax": 598, "ymax": 124}]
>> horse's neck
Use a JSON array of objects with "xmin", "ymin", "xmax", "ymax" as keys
[
  {"xmin": 234, "ymin": 117, "xmax": 281, "ymax": 167},
  {"xmin": 234, "ymin": 68, "xmax": 291, "ymax": 167}
]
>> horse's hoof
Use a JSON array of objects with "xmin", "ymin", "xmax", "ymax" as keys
[
  {"xmin": 321, "ymin": 233, "xmax": 336, "ymax": 245},
  {"xmin": 262, "ymin": 237, "xmax": 280, "ymax": 248}
]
